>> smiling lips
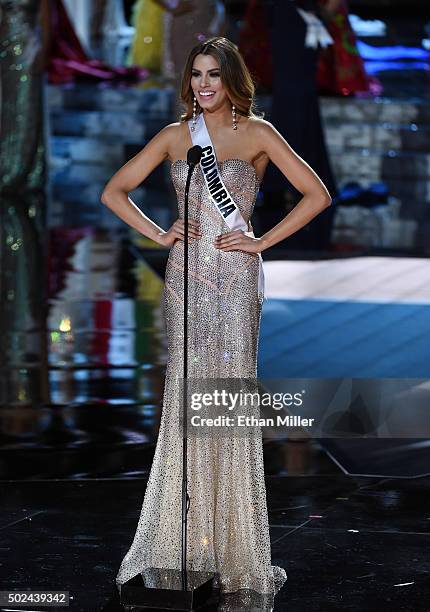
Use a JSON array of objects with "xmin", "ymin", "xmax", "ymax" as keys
[{"xmin": 199, "ymin": 91, "xmax": 215, "ymax": 99}]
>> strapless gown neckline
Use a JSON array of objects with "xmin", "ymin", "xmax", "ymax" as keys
[{"xmin": 170, "ymin": 158, "xmax": 261, "ymax": 185}]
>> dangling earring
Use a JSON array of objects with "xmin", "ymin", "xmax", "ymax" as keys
[
  {"xmin": 191, "ymin": 96, "xmax": 197, "ymax": 132},
  {"xmin": 232, "ymin": 104, "xmax": 237, "ymax": 130}
]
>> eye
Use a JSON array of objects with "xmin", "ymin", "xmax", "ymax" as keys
[{"xmin": 209, "ymin": 72, "xmax": 220, "ymax": 77}]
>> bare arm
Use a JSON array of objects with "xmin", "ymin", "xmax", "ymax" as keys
[
  {"xmin": 101, "ymin": 123, "xmax": 201, "ymax": 246},
  {"xmin": 215, "ymin": 120, "xmax": 332, "ymax": 254},
  {"xmin": 257, "ymin": 120, "xmax": 332, "ymax": 251}
]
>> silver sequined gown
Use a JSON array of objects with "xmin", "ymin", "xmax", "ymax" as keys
[{"xmin": 116, "ymin": 159, "xmax": 287, "ymax": 604}]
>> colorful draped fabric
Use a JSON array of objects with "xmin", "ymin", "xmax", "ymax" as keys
[
  {"xmin": 316, "ymin": 0, "xmax": 371, "ymax": 95},
  {"xmin": 47, "ymin": 0, "xmax": 148, "ymax": 84}
]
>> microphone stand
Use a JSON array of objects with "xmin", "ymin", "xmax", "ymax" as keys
[
  {"xmin": 181, "ymin": 160, "xmax": 195, "ymax": 591},
  {"xmin": 120, "ymin": 146, "xmax": 216, "ymax": 610}
]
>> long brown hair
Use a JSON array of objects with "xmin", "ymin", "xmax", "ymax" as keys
[{"xmin": 180, "ymin": 37, "xmax": 260, "ymax": 122}]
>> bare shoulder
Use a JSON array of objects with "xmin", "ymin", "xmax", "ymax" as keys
[
  {"xmin": 247, "ymin": 117, "xmax": 291, "ymax": 158},
  {"xmin": 157, "ymin": 121, "xmax": 190, "ymax": 160},
  {"xmin": 156, "ymin": 121, "xmax": 183, "ymax": 145},
  {"xmin": 247, "ymin": 116, "xmax": 278, "ymax": 139},
  {"xmin": 161, "ymin": 121, "xmax": 185, "ymax": 133},
  {"xmin": 243, "ymin": 117, "xmax": 281, "ymax": 163}
]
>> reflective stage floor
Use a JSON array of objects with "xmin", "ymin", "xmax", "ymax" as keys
[
  {"xmin": 1, "ymin": 474, "xmax": 429, "ymax": 611},
  {"xmin": 1, "ymin": 228, "xmax": 429, "ymax": 611}
]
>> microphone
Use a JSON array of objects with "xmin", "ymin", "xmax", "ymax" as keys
[{"xmin": 187, "ymin": 145, "xmax": 203, "ymax": 168}]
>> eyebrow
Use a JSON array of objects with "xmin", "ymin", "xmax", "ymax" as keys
[{"xmin": 191, "ymin": 68, "xmax": 220, "ymax": 73}]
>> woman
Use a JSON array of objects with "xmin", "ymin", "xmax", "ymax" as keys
[{"xmin": 102, "ymin": 37, "xmax": 331, "ymax": 604}]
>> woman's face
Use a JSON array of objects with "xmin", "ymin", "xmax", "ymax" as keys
[{"xmin": 191, "ymin": 53, "xmax": 229, "ymax": 111}]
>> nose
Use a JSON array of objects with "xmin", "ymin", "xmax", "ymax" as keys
[{"xmin": 200, "ymin": 74, "xmax": 209, "ymax": 88}]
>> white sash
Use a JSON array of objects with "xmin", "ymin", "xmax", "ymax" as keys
[{"xmin": 188, "ymin": 113, "xmax": 265, "ymax": 301}]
